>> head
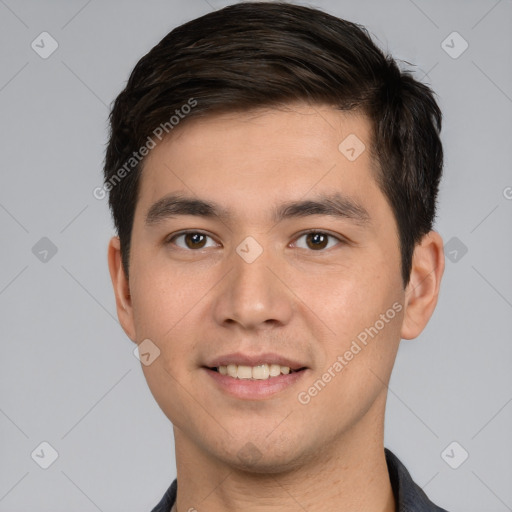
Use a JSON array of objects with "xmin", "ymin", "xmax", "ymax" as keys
[{"xmin": 105, "ymin": 2, "xmax": 444, "ymax": 472}]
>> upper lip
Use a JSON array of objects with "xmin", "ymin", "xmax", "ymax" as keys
[{"xmin": 205, "ymin": 352, "xmax": 307, "ymax": 371}]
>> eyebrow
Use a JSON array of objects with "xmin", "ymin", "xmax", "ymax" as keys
[{"xmin": 145, "ymin": 192, "xmax": 371, "ymax": 227}]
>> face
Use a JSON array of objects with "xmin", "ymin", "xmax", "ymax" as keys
[{"xmin": 109, "ymin": 104, "xmax": 442, "ymax": 473}]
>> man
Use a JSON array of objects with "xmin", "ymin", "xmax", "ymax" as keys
[{"xmin": 104, "ymin": 2, "xmax": 448, "ymax": 511}]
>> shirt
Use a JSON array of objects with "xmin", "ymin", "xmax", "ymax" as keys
[{"xmin": 150, "ymin": 448, "xmax": 449, "ymax": 512}]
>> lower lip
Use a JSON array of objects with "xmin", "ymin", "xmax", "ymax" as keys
[{"xmin": 203, "ymin": 367, "xmax": 308, "ymax": 400}]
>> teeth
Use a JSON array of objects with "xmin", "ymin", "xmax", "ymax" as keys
[
  {"xmin": 269, "ymin": 364, "xmax": 281, "ymax": 377},
  {"xmin": 217, "ymin": 363, "xmax": 297, "ymax": 380},
  {"xmin": 252, "ymin": 364, "xmax": 269, "ymax": 380},
  {"xmin": 237, "ymin": 365, "xmax": 253, "ymax": 379}
]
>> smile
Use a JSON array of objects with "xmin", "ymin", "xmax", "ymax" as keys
[
  {"xmin": 214, "ymin": 363, "xmax": 303, "ymax": 380},
  {"xmin": 204, "ymin": 366, "xmax": 308, "ymax": 400}
]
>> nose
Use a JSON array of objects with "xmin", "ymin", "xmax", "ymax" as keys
[{"xmin": 211, "ymin": 240, "xmax": 294, "ymax": 331}]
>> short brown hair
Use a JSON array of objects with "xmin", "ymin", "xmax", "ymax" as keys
[{"xmin": 103, "ymin": 1, "xmax": 443, "ymax": 287}]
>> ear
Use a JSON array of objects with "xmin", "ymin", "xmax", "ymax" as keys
[
  {"xmin": 107, "ymin": 236, "xmax": 137, "ymax": 342},
  {"xmin": 401, "ymin": 231, "xmax": 445, "ymax": 340}
]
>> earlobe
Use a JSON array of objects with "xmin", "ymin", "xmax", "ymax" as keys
[
  {"xmin": 401, "ymin": 231, "xmax": 445, "ymax": 340},
  {"xmin": 107, "ymin": 236, "xmax": 137, "ymax": 342}
]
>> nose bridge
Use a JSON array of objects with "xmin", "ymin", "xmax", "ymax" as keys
[{"xmin": 212, "ymin": 236, "xmax": 293, "ymax": 329}]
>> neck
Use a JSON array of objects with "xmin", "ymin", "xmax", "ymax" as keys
[{"xmin": 172, "ymin": 399, "xmax": 395, "ymax": 512}]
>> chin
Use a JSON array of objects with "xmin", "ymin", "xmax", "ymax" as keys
[{"xmin": 212, "ymin": 434, "xmax": 315, "ymax": 476}]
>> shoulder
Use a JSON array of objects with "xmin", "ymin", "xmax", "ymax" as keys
[
  {"xmin": 385, "ymin": 448, "xmax": 450, "ymax": 512},
  {"xmin": 150, "ymin": 479, "xmax": 177, "ymax": 512}
]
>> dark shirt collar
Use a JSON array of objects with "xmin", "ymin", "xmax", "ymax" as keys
[
  {"xmin": 150, "ymin": 448, "xmax": 449, "ymax": 512},
  {"xmin": 384, "ymin": 449, "xmax": 449, "ymax": 512}
]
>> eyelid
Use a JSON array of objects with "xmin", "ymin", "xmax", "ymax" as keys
[{"xmin": 165, "ymin": 230, "xmax": 220, "ymax": 249}]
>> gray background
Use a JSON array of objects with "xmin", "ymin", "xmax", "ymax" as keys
[{"xmin": 1, "ymin": 0, "xmax": 511, "ymax": 510}]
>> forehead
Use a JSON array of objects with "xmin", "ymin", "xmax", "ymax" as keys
[
  {"xmin": 136, "ymin": 104, "xmax": 383, "ymax": 224},
  {"xmin": 147, "ymin": 104, "xmax": 372, "ymax": 165}
]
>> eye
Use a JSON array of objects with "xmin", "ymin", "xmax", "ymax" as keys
[
  {"xmin": 292, "ymin": 230, "xmax": 344, "ymax": 251},
  {"xmin": 166, "ymin": 231, "xmax": 219, "ymax": 250}
]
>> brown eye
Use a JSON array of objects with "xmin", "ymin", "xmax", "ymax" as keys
[
  {"xmin": 167, "ymin": 231, "xmax": 218, "ymax": 250},
  {"xmin": 305, "ymin": 232, "xmax": 328, "ymax": 250},
  {"xmin": 293, "ymin": 231, "xmax": 343, "ymax": 251},
  {"xmin": 184, "ymin": 233, "xmax": 207, "ymax": 249}
]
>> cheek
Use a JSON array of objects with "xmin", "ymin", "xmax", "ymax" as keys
[
  {"xmin": 132, "ymin": 270, "xmax": 204, "ymax": 426},
  {"xmin": 310, "ymin": 256, "xmax": 404, "ymax": 373},
  {"xmin": 316, "ymin": 265, "xmax": 389, "ymax": 329},
  {"xmin": 129, "ymin": 264, "xmax": 207, "ymax": 384},
  {"xmin": 129, "ymin": 261, "xmax": 196, "ymax": 339}
]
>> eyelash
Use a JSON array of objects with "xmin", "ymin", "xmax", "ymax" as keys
[{"xmin": 165, "ymin": 230, "xmax": 346, "ymax": 252}]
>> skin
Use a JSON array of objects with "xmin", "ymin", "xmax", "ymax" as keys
[{"xmin": 108, "ymin": 103, "xmax": 444, "ymax": 512}]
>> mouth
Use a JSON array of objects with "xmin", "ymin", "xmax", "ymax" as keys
[
  {"xmin": 202, "ymin": 352, "xmax": 309, "ymax": 399},
  {"xmin": 207, "ymin": 363, "xmax": 307, "ymax": 380}
]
